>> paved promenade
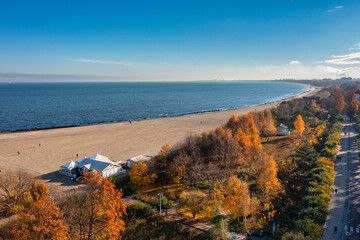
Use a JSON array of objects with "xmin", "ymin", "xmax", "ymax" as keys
[{"xmin": 323, "ymin": 119, "xmax": 360, "ymax": 240}]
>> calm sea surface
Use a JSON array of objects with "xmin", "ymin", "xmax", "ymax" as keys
[{"xmin": 0, "ymin": 81, "xmax": 308, "ymax": 132}]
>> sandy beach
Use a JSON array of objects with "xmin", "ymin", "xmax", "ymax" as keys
[{"xmin": 0, "ymin": 85, "xmax": 320, "ymax": 179}]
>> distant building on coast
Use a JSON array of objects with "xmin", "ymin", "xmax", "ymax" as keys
[
  {"xmin": 276, "ymin": 123, "xmax": 290, "ymax": 136},
  {"xmin": 59, "ymin": 154, "xmax": 125, "ymax": 180}
]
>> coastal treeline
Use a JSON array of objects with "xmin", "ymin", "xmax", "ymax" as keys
[{"xmin": 128, "ymin": 84, "xmax": 354, "ymax": 239}]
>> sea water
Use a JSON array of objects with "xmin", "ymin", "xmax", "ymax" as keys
[{"xmin": 0, "ymin": 81, "xmax": 308, "ymax": 132}]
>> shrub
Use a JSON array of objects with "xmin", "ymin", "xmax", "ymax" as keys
[
  {"xmin": 113, "ymin": 174, "xmax": 136, "ymax": 196},
  {"xmin": 334, "ymin": 114, "xmax": 345, "ymax": 123},
  {"xmin": 281, "ymin": 232, "xmax": 307, "ymax": 240},
  {"xmin": 294, "ymin": 218, "xmax": 323, "ymax": 239}
]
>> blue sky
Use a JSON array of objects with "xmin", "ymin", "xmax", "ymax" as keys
[{"xmin": 0, "ymin": 0, "xmax": 360, "ymax": 81}]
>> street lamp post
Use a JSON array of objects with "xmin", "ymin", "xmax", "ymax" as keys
[{"xmin": 158, "ymin": 193, "xmax": 163, "ymax": 216}]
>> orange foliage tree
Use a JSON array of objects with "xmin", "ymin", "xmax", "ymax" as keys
[
  {"xmin": 234, "ymin": 114, "xmax": 262, "ymax": 150},
  {"xmin": 11, "ymin": 183, "xmax": 68, "ymax": 240},
  {"xmin": 226, "ymin": 114, "xmax": 238, "ymax": 131},
  {"xmin": 263, "ymin": 110, "xmax": 277, "ymax": 137},
  {"xmin": 222, "ymin": 176, "xmax": 251, "ymax": 224},
  {"xmin": 294, "ymin": 115, "xmax": 305, "ymax": 137},
  {"xmin": 345, "ymin": 89, "xmax": 359, "ymax": 117},
  {"xmin": 129, "ymin": 161, "xmax": 157, "ymax": 187},
  {"xmin": 30, "ymin": 182, "xmax": 49, "ymax": 201},
  {"xmin": 256, "ymin": 153, "xmax": 281, "ymax": 200},
  {"xmin": 332, "ymin": 86, "xmax": 345, "ymax": 113},
  {"xmin": 81, "ymin": 171, "xmax": 127, "ymax": 240},
  {"xmin": 253, "ymin": 110, "xmax": 277, "ymax": 137}
]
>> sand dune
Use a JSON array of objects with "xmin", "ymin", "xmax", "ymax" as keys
[{"xmin": 0, "ymin": 85, "xmax": 320, "ymax": 177}]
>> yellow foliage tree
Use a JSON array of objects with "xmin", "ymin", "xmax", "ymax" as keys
[
  {"xmin": 212, "ymin": 180, "xmax": 225, "ymax": 202},
  {"xmin": 257, "ymin": 153, "xmax": 281, "ymax": 200},
  {"xmin": 294, "ymin": 115, "xmax": 305, "ymax": 137},
  {"xmin": 222, "ymin": 176, "xmax": 251, "ymax": 224},
  {"xmin": 129, "ymin": 161, "xmax": 157, "ymax": 187}
]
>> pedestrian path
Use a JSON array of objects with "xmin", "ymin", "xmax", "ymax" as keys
[{"xmin": 323, "ymin": 119, "xmax": 360, "ymax": 240}]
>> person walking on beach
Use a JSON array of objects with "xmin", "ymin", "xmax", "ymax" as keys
[
  {"xmin": 17, "ymin": 151, "xmax": 20, "ymax": 155},
  {"xmin": 76, "ymin": 153, "xmax": 79, "ymax": 158}
]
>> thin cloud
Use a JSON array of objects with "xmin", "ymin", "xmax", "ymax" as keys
[
  {"xmin": 327, "ymin": 5, "xmax": 344, "ymax": 12},
  {"xmin": 325, "ymin": 66, "xmax": 347, "ymax": 77},
  {"xmin": 320, "ymin": 52, "xmax": 360, "ymax": 65},
  {"xmin": 65, "ymin": 58, "xmax": 134, "ymax": 66},
  {"xmin": 289, "ymin": 60, "xmax": 301, "ymax": 65},
  {"xmin": 349, "ymin": 43, "xmax": 360, "ymax": 50}
]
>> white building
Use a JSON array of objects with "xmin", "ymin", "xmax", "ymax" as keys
[
  {"xmin": 276, "ymin": 123, "xmax": 290, "ymax": 136},
  {"xmin": 59, "ymin": 154, "xmax": 125, "ymax": 179},
  {"xmin": 126, "ymin": 155, "xmax": 152, "ymax": 168}
]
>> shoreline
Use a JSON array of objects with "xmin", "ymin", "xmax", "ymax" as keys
[
  {"xmin": 0, "ymin": 84, "xmax": 320, "ymax": 178},
  {"xmin": 0, "ymin": 83, "xmax": 311, "ymax": 134}
]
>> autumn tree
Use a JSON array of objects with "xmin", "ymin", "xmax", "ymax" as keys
[
  {"xmin": 156, "ymin": 143, "xmax": 170, "ymax": 183},
  {"xmin": 30, "ymin": 182, "xmax": 49, "ymax": 201},
  {"xmin": 226, "ymin": 114, "xmax": 238, "ymax": 131},
  {"xmin": 129, "ymin": 161, "xmax": 157, "ymax": 187},
  {"xmin": 179, "ymin": 192, "xmax": 206, "ymax": 219},
  {"xmin": 243, "ymin": 114, "xmax": 262, "ymax": 149},
  {"xmin": 331, "ymin": 86, "xmax": 345, "ymax": 114},
  {"xmin": 294, "ymin": 115, "xmax": 305, "ymax": 137},
  {"xmin": 80, "ymin": 171, "xmax": 127, "ymax": 240},
  {"xmin": 231, "ymin": 113, "xmax": 261, "ymax": 149},
  {"xmin": 253, "ymin": 110, "xmax": 277, "ymax": 137},
  {"xmin": 345, "ymin": 89, "xmax": 359, "ymax": 117},
  {"xmin": 169, "ymin": 154, "xmax": 190, "ymax": 184},
  {"xmin": 309, "ymin": 100, "xmax": 320, "ymax": 113},
  {"xmin": 11, "ymin": 183, "xmax": 68, "ymax": 240},
  {"xmin": 222, "ymin": 176, "xmax": 251, "ymax": 224},
  {"xmin": 263, "ymin": 110, "xmax": 277, "ymax": 137},
  {"xmin": 0, "ymin": 172, "xmax": 32, "ymax": 215},
  {"xmin": 256, "ymin": 152, "xmax": 281, "ymax": 200}
]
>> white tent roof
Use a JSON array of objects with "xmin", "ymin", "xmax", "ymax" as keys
[
  {"xmin": 83, "ymin": 163, "xmax": 92, "ymax": 170},
  {"xmin": 90, "ymin": 154, "xmax": 113, "ymax": 163},
  {"xmin": 129, "ymin": 155, "xmax": 151, "ymax": 162},
  {"xmin": 61, "ymin": 160, "xmax": 76, "ymax": 169}
]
